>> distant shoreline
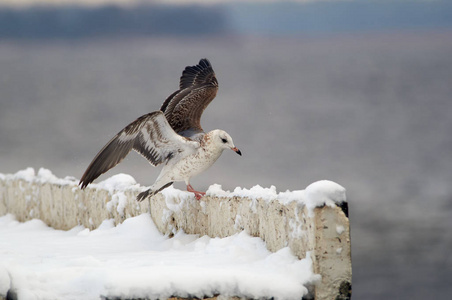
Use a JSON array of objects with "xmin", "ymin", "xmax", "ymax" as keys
[{"xmin": 1, "ymin": 2, "xmax": 451, "ymax": 39}]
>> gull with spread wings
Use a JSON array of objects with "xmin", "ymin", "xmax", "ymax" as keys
[{"xmin": 79, "ymin": 59, "xmax": 241, "ymax": 201}]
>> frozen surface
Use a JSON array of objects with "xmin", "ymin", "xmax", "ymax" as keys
[
  {"xmin": 6, "ymin": 167, "xmax": 142, "ymax": 193},
  {"xmin": 207, "ymin": 181, "xmax": 346, "ymax": 214},
  {"xmin": 0, "ymin": 214, "xmax": 319, "ymax": 300},
  {"xmin": 4, "ymin": 168, "xmax": 346, "ymax": 214},
  {"xmin": 6, "ymin": 167, "xmax": 79, "ymax": 187},
  {"xmin": 0, "ymin": 168, "xmax": 347, "ymax": 298}
]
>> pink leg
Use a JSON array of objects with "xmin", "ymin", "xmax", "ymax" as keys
[{"xmin": 187, "ymin": 184, "xmax": 205, "ymax": 200}]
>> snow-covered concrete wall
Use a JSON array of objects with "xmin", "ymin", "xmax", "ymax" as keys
[{"xmin": 0, "ymin": 168, "xmax": 352, "ymax": 300}]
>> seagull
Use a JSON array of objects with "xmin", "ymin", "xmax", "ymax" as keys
[{"xmin": 79, "ymin": 59, "xmax": 241, "ymax": 201}]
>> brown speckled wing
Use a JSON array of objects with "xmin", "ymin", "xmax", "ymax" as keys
[
  {"xmin": 79, "ymin": 111, "xmax": 197, "ymax": 189},
  {"xmin": 160, "ymin": 58, "xmax": 218, "ymax": 136}
]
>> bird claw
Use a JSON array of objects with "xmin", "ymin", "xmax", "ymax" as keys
[
  {"xmin": 193, "ymin": 191, "xmax": 205, "ymax": 200},
  {"xmin": 187, "ymin": 185, "xmax": 205, "ymax": 200}
]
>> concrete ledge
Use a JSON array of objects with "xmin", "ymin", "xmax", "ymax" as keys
[{"xmin": 0, "ymin": 169, "xmax": 352, "ymax": 300}]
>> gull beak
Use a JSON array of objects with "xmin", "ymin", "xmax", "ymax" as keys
[{"xmin": 231, "ymin": 147, "xmax": 242, "ymax": 156}]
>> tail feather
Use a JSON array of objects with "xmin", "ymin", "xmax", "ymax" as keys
[
  {"xmin": 136, "ymin": 182, "xmax": 173, "ymax": 202},
  {"xmin": 136, "ymin": 189, "xmax": 155, "ymax": 202}
]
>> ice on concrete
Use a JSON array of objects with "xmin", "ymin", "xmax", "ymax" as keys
[
  {"xmin": 206, "ymin": 180, "xmax": 346, "ymax": 215},
  {"xmin": 5, "ymin": 168, "xmax": 346, "ymax": 213}
]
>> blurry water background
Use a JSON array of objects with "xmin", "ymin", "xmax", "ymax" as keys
[{"xmin": 1, "ymin": 1, "xmax": 452, "ymax": 299}]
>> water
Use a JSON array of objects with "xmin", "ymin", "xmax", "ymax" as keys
[{"xmin": 1, "ymin": 31, "xmax": 452, "ymax": 299}]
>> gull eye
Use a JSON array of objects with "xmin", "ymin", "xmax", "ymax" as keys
[{"xmin": 221, "ymin": 138, "xmax": 227, "ymax": 143}]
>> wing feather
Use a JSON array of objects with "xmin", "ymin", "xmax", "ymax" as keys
[
  {"xmin": 79, "ymin": 111, "xmax": 197, "ymax": 189},
  {"xmin": 160, "ymin": 58, "xmax": 218, "ymax": 135}
]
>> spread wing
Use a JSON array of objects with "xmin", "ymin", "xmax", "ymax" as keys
[
  {"xmin": 79, "ymin": 111, "xmax": 198, "ymax": 189},
  {"xmin": 160, "ymin": 58, "xmax": 218, "ymax": 136}
]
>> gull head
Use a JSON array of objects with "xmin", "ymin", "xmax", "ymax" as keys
[{"xmin": 209, "ymin": 129, "xmax": 242, "ymax": 156}]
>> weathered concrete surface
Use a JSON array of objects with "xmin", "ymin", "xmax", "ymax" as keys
[{"xmin": 0, "ymin": 176, "xmax": 351, "ymax": 300}]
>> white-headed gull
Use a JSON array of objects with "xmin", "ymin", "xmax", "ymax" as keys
[{"xmin": 79, "ymin": 59, "xmax": 241, "ymax": 201}]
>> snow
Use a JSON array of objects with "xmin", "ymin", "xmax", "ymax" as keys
[
  {"xmin": 0, "ymin": 214, "xmax": 319, "ymax": 299},
  {"xmin": 4, "ymin": 168, "xmax": 347, "ymax": 215},
  {"xmin": 0, "ymin": 168, "xmax": 349, "ymax": 298},
  {"xmin": 336, "ymin": 225, "xmax": 345, "ymax": 235},
  {"xmin": 0, "ymin": 266, "xmax": 9, "ymax": 297},
  {"xmin": 12, "ymin": 167, "xmax": 36, "ymax": 182},
  {"xmin": 304, "ymin": 180, "xmax": 346, "ymax": 209},
  {"xmin": 206, "ymin": 181, "xmax": 346, "ymax": 216},
  {"xmin": 8, "ymin": 167, "xmax": 79, "ymax": 187},
  {"xmin": 96, "ymin": 173, "xmax": 140, "ymax": 194}
]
